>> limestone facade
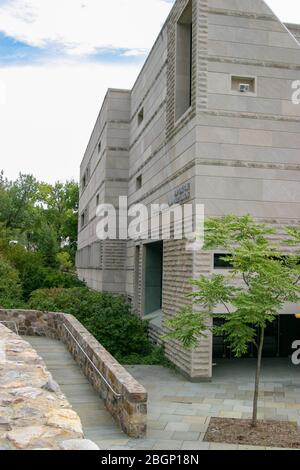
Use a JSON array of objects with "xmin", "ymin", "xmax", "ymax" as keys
[{"xmin": 77, "ymin": 0, "xmax": 300, "ymax": 380}]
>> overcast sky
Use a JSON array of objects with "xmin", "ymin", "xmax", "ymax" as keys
[{"xmin": 0, "ymin": 0, "xmax": 299, "ymax": 183}]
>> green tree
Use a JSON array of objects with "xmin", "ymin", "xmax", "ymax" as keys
[
  {"xmin": 0, "ymin": 256, "xmax": 23, "ymax": 307},
  {"xmin": 287, "ymin": 226, "xmax": 300, "ymax": 245},
  {"xmin": 38, "ymin": 180, "xmax": 79, "ymax": 259},
  {"xmin": 0, "ymin": 172, "xmax": 38, "ymax": 232},
  {"xmin": 28, "ymin": 221, "xmax": 59, "ymax": 267},
  {"xmin": 3, "ymin": 243, "xmax": 48, "ymax": 299},
  {"xmin": 165, "ymin": 215, "xmax": 300, "ymax": 427},
  {"xmin": 2, "ymin": 243, "xmax": 83, "ymax": 300},
  {"xmin": 56, "ymin": 251, "xmax": 73, "ymax": 271},
  {"xmin": 0, "ymin": 172, "xmax": 79, "ymax": 264}
]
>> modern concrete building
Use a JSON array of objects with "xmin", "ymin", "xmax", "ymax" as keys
[{"xmin": 77, "ymin": 0, "xmax": 300, "ymax": 380}]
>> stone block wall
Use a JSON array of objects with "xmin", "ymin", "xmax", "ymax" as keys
[
  {"xmin": 0, "ymin": 309, "xmax": 147, "ymax": 438},
  {"xmin": 0, "ymin": 309, "xmax": 59, "ymax": 338},
  {"xmin": 146, "ymin": 240, "xmax": 213, "ymax": 381},
  {"xmin": 0, "ymin": 323, "xmax": 99, "ymax": 450},
  {"xmin": 77, "ymin": 89, "xmax": 131, "ymax": 295},
  {"xmin": 58, "ymin": 314, "xmax": 147, "ymax": 438},
  {"xmin": 161, "ymin": 239, "xmax": 196, "ymax": 377}
]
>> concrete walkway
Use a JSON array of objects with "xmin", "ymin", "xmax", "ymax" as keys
[
  {"xmin": 24, "ymin": 336, "xmax": 127, "ymax": 449},
  {"xmin": 25, "ymin": 336, "xmax": 300, "ymax": 450}
]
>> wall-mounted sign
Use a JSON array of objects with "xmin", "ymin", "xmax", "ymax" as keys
[{"xmin": 172, "ymin": 182, "xmax": 191, "ymax": 205}]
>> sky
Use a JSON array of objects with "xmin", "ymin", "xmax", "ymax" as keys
[{"xmin": 0, "ymin": 0, "xmax": 299, "ymax": 184}]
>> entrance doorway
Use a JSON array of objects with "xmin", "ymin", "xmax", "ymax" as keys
[
  {"xmin": 144, "ymin": 241, "xmax": 163, "ymax": 316},
  {"xmin": 213, "ymin": 315, "xmax": 300, "ymax": 359}
]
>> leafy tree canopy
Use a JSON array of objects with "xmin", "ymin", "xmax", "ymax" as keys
[
  {"xmin": 0, "ymin": 171, "xmax": 81, "ymax": 301},
  {"xmin": 165, "ymin": 215, "xmax": 300, "ymax": 426},
  {"xmin": 0, "ymin": 171, "xmax": 79, "ymax": 261}
]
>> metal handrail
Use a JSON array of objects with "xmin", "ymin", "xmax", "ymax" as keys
[
  {"xmin": 62, "ymin": 323, "xmax": 122, "ymax": 400},
  {"xmin": 0, "ymin": 321, "xmax": 19, "ymax": 335}
]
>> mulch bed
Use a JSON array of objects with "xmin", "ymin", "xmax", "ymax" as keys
[{"xmin": 204, "ymin": 418, "xmax": 300, "ymax": 449}]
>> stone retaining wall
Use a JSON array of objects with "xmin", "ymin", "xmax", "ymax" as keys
[
  {"xmin": 0, "ymin": 309, "xmax": 59, "ymax": 338},
  {"xmin": 0, "ymin": 323, "xmax": 98, "ymax": 450},
  {"xmin": 0, "ymin": 309, "xmax": 147, "ymax": 438}
]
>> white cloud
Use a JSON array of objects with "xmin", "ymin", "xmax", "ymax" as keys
[
  {"xmin": 0, "ymin": 0, "xmax": 173, "ymax": 56},
  {"xmin": 0, "ymin": 62, "xmax": 140, "ymax": 182},
  {"xmin": 0, "ymin": 1, "xmax": 299, "ymax": 60},
  {"xmin": 1, "ymin": 0, "xmax": 300, "ymax": 185},
  {"xmin": 122, "ymin": 48, "xmax": 148, "ymax": 57}
]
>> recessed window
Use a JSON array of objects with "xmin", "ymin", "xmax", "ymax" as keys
[
  {"xmin": 175, "ymin": 0, "xmax": 193, "ymax": 121},
  {"xmin": 81, "ymin": 207, "xmax": 89, "ymax": 228},
  {"xmin": 81, "ymin": 212, "xmax": 85, "ymax": 228},
  {"xmin": 231, "ymin": 76, "xmax": 255, "ymax": 93},
  {"xmin": 136, "ymin": 175, "xmax": 142, "ymax": 190},
  {"xmin": 96, "ymin": 194, "xmax": 99, "ymax": 206},
  {"xmin": 214, "ymin": 254, "xmax": 233, "ymax": 269},
  {"xmin": 138, "ymin": 108, "xmax": 144, "ymax": 126},
  {"xmin": 98, "ymin": 141, "xmax": 102, "ymax": 154},
  {"xmin": 82, "ymin": 166, "xmax": 90, "ymax": 190}
]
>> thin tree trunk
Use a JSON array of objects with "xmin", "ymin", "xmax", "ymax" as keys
[{"xmin": 252, "ymin": 326, "xmax": 265, "ymax": 427}]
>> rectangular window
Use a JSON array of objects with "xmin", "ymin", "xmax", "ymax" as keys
[
  {"xmin": 138, "ymin": 108, "xmax": 144, "ymax": 126},
  {"xmin": 98, "ymin": 141, "xmax": 102, "ymax": 154},
  {"xmin": 175, "ymin": 1, "xmax": 193, "ymax": 121},
  {"xmin": 81, "ymin": 207, "xmax": 89, "ymax": 228},
  {"xmin": 231, "ymin": 76, "xmax": 255, "ymax": 93},
  {"xmin": 214, "ymin": 254, "xmax": 233, "ymax": 269},
  {"xmin": 81, "ymin": 212, "xmax": 85, "ymax": 228},
  {"xmin": 82, "ymin": 166, "xmax": 90, "ymax": 190},
  {"xmin": 96, "ymin": 194, "xmax": 99, "ymax": 206},
  {"xmin": 136, "ymin": 175, "xmax": 142, "ymax": 190}
]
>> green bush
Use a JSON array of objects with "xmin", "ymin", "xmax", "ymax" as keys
[
  {"xmin": 121, "ymin": 348, "xmax": 170, "ymax": 366},
  {"xmin": 0, "ymin": 256, "xmax": 23, "ymax": 308},
  {"xmin": 29, "ymin": 287, "xmax": 167, "ymax": 365},
  {"xmin": 8, "ymin": 249, "xmax": 49, "ymax": 299},
  {"xmin": 2, "ymin": 244, "xmax": 84, "ymax": 299},
  {"xmin": 41, "ymin": 268, "xmax": 85, "ymax": 290}
]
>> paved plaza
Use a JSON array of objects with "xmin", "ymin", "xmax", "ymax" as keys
[{"xmin": 26, "ymin": 336, "xmax": 300, "ymax": 450}]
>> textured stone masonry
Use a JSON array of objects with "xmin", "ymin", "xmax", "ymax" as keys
[
  {"xmin": 76, "ymin": 0, "xmax": 300, "ymax": 381},
  {"xmin": 0, "ymin": 323, "xmax": 99, "ymax": 450},
  {"xmin": 0, "ymin": 309, "xmax": 147, "ymax": 438}
]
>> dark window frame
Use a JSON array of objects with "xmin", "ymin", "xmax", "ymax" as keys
[
  {"xmin": 214, "ymin": 253, "xmax": 233, "ymax": 269},
  {"xmin": 138, "ymin": 108, "xmax": 144, "ymax": 126},
  {"xmin": 136, "ymin": 175, "xmax": 142, "ymax": 190}
]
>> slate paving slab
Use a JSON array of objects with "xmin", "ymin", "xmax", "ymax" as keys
[{"xmin": 25, "ymin": 337, "xmax": 300, "ymax": 450}]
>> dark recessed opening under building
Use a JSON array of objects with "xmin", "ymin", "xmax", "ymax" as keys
[
  {"xmin": 144, "ymin": 241, "xmax": 163, "ymax": 316},
  {"xmin": 213, "ymin": 315, "xmax": 300, "ymax": 359}
]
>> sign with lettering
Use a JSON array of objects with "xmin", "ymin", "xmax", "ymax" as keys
[{"xmin": 172, "ymin": 183, "xmax": 191, "ymax": 205}]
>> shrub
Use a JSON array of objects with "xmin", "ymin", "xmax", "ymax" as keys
[
  {"xmin": 0, "ymin": 256, "xmax": 23, "ymax": 308},
  {"xmin": 56, "ymin": 251, "xmax": 73, "ymax": 271},
  {"xmin": 29, "ymin": 287, "xmax": 166, "ymax": 364},
  {"xmin": 122, "ymin": 348, "xmax": 170, "ymax": 366},
  {"xmin": 41, "ymin": 268, "xmax": 85, "ymax": 290},
  {"xmin": 2, "ymin": 244, "xmax": 84, "ymax": 299}
]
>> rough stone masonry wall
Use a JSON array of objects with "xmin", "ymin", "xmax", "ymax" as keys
[
  {"xmin": 0, "ymin": 309, "xmax": 147, "ymax": 438},
  {"xmin": 0, "ymin": 323, "xmax": 99, "ymax": 450}
]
